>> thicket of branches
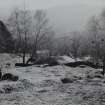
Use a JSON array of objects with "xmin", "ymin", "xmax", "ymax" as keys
[
  {"xmin": 55, "ymin": 9, "xmax": 105, "ymax": 62},
  {"xmin": 7, "ymin": 8, "xmax": 55, "ymax": 64},
  {"xmin": 52, "ymin": 8, "xmax": 105, "ymax": 74}
]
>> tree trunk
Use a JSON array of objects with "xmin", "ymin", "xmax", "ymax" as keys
[
  {"xmin": 26, "ymin": 50, "xmax": 37, "ymax": 64},
  {"xmin": 23, "ymin": 51, "xmax": 26, "ymax": 64}
]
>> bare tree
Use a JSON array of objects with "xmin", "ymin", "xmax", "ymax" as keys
[
  {"xmin": 7, "ymin": 8, "xmax": 22, "ymax": 53},
  {"xmin": 7, "ymin": 8, "xmax": 32, "ymax": 64},
  {"xmin": 87, "ymin": 16, "xmax": 101, "ymax": 64},
  {"xmin": 38, "ymin": 30, "xmax": 55, "ymax": 56},
  {"xmin": 69, "ymin": 32, "xmax": 82, "ymax": 61},
  {"xmin": 87, "ymin": 9, "xmax": 105, "ymax": 75},
  {"xmin": 27, "ymin": 10, "xmax": 54, "ymax": 63}
]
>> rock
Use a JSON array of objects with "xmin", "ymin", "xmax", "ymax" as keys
[
  {"xmin": 2, "ymin": 73, "xmax": 18, "ymax": 81},
  {"xmin": 3, "ymin": 85, "xmax": 14, "ymax": 93},
  {"xmin": 86, "ymin": 70, "xmax": 104, "ymax": 79},
  {"xmin": 79, "ymin": 65, "xmax": 86, "ymax": 68},
  {"xmin": 61, "ymin": 78, "xmax": 74, "ymax": 84}
]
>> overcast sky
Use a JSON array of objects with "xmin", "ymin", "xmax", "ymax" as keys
[
  {"xmin": 0, "ymin": 0, "xmax": 104, "ymax": 19},
  {"xmin": 0, "ymin": 0, "xmax": 105, "ymax": 11},
  {"xmin": 0, "ymin": 0, "xmax": 105, "ymax": 36},
  {"xmin": 0, "ymin": 0, "xmax": 104, "ymax": 17}
]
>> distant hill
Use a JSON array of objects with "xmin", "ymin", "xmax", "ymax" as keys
[{"xmin": 0, "ymin": 20, "xmax": 14, "ymax": 52}]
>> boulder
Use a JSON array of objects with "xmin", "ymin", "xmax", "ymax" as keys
[
  {"xmin": 61, "ymin": 78, "xmax": 74, "ymax": 84},
  {"xmin": 2, "ymin": 73, "xmax": 18, "ymax": 81}
]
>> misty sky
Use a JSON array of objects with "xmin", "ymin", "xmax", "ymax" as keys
[
  {"xmin": 0, "ymin": 0, "xmax": 105, "ymax": 36},
  {"xmin": 0, "ymin": 0, "xmax": 104, "ymax": 12}
]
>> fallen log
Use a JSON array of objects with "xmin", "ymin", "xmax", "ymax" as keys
[
  {"xmin": 15, "ymin": 63, "xmax": 33, "ymax": 67},
  {"xmin": 64, "ymin": 61, "xmax": 101, "ymax": 69}
]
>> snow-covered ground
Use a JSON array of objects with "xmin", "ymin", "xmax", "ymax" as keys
[
  {"xmin": 0, "ymin": 65, "xmax": 105, "ymax": 105},
  {"xmin": 0, "ymin": 54, "xmax": 105, "ymax": 105}
]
